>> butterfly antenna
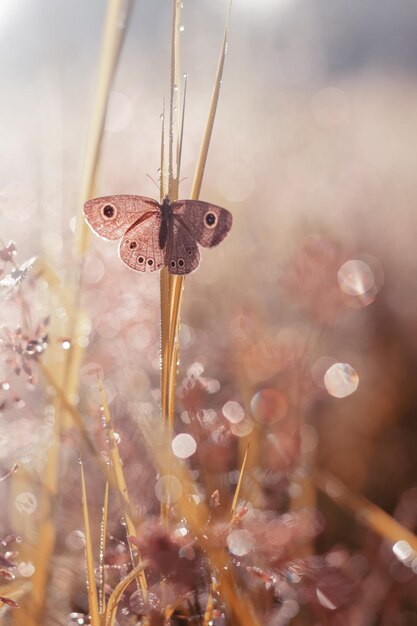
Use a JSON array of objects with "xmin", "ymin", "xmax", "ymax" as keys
[{"xmin": 146, "ymin": 173, "xmax": 161, "ymax": 192}]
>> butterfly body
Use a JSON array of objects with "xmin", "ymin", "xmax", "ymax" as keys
[{"xmin": 84, "ymin": 194, "xmax": 232, "ymax": 275}]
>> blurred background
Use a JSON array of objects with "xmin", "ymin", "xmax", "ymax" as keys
[{"xmin": 1, "ymin": 0, "xmax": 417, "ymax": 624}]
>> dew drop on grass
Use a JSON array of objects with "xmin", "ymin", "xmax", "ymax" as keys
[
  {"xmin": 172, "ymin": 433, "xmax": 197, "ymax": 459},
  {"xmin": 178, "ymin": 23, "xmax": 184, "ymax": 32},
  {"xmin": 324, "ymin": 363, "xmax": 359, "ymax": 398}
]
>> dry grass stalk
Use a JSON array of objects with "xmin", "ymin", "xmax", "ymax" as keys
[
  {"xmin": 104, "ymin": 561, "xmax": 148, "ymax": 626},
  {"xmin": 317, "ymin": 471, "xmax": 417, "ymax": 551},
  {"xmin": 80, "ymin": 460, "xmax": 100, "ymax": 626},
  {"xmin": 99, "ymin": 478, "xmax": 109, "ymax": 615},
  {"xmin": 12, "ymin": 4, "xmax": 135, "ymax": 621},
  {"xmin": 99, "ymin": 381, "xmax": 148, "ymax": 595}
]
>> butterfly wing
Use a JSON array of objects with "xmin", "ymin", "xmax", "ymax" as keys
[
  {"xmin": 165, "ymin": 219, "xmax": 200, "ymax": 275},
  {"xmin": 84, "ymin": 195, "xmax": 160, "ymax": 240},
  {"xmin": 170, "ymin": 200, "xmax": 232, "ymax": 248},
  {"xmin": 119, "ymin": 212, "xmax": 164, "ymax": 272}
]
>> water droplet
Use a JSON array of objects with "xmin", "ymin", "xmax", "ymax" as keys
[
  {"xmin": 182, "ymin": 72, "xmax": 188, "ymax": 79},
  {"xmin": 173, "ymin": 84, "xmax": 179, "ymax": 92},
  {"xmin": 61, "ymin": 339, "xmax": 71, "ymax": 350},
  {"xmin": 222, "ymin": 400, "xmax": 244, "ymax": 424},
  {"xmin": 178, "ymin": 24, "xmax": 184, "ymax": 32},
  {"xmin": 324, "ymin": 363, "xmax": 359, "ymax": 398},
  {"xmin": 250, "ymin": 389, "xmax": 287, "ymax": 424},
  {"xmin": 172, "ymin": 433, "xmax": 197, "ymax": 459},
  {"xmin": 227, "ymin": 529, "xmax": 254, "ymax": 556}
]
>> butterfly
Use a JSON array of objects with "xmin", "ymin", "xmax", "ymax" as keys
[{"xmin": 84, "ymin": 195, "xmax": 233, "ymax": 275}]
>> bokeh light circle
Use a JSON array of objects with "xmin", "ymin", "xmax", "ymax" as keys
[
  {"xmin": 155, "ymin": 475, "xmax": 183, "ymax": 504},
  {"xmin": 172, "ymin": 433, "xmax": 197, "ymax": 459},
  {"xmin": 222, "ymin": 400, "xmax": 244, "ymax": 424},
  {"xmin": 226, "ymin": 529, "xmax": 254, "ymax": 556},
  {"xmin": 324, "ymin": 363, "xmax": 359, "ymax": 398},
  {"xmin": 250, "ymin": 389, "xmax": 287, "ymax": 424},
  {"xmin": 337, "ymin": 260, "xmax": 374, "ymax": 296}
]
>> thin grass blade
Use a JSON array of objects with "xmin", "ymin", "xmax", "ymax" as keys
[{"xmin": 80, "ymin": 460, "xmax": 100, "ymax": 626}]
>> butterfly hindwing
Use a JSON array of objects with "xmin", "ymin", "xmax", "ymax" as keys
[
  {"xmin": 165, "ymin": 219, "xmax": 200, "ymax": 275},
  {"xmin": 119, "ymin": 213, "xmax": 164, "ymax": 272},
  {"xmin": 170, "ymin": 200, "xmax": 233, "ymax": 248},
  {"xmin": 84, "ymin": 195, "xmax": 159, "ymax": 240}
]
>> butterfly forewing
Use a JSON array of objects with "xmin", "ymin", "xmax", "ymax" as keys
[
  {"xmin": 84, "ymin": 195, "xmax": 159, "ymax": 240},
  {"xmin": 119, "ymin": 213, "xmax": 164, "ymax": 272},
  {"xmin": 165, "ymin": 220, "xmax": 200, "ymax": 275},
  {"xmin": 170, "ymin": 200, "xmax": 233, "ymax": 248}
]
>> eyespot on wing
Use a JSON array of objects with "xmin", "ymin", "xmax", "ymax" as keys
[
  {"xmin": 84, "ymin": 195, "xmax": 160, "ymax": 240},
  {"xmin": 170, "ymin": 200, "xmax": 232, "ymax": 248}
]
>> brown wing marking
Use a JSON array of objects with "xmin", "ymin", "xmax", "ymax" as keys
[
  {"xmin": 165, "ymin": 219, "xmax": 200, "ymax": 275},
  {"xmin": 84, "ymin": 195, "xmax": 160, "ymax": 240},
  {"xmin": 119, "ymin": 213, "xmax": 164, "ymax": 272},
  {"xmin": 170, "ymin": 200, "xmax": 232, "ymax": 248}
]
